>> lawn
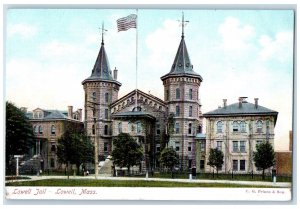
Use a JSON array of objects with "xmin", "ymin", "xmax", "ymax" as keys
[{"xmin": 6, "ymin": 179, "xmax": 281, "ymax": 188}]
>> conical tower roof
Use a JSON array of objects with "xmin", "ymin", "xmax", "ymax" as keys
[
  {"xmin": 161, "ymin": 15, "xmax": 202, "ymax": 81},
  {"xmin": 82, "ymin": 29, "xmax": 121, "ymax": 86}
]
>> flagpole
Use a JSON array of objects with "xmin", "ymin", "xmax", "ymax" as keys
[{"xmin": 135, "ymin": 9, "xmax": 138, "ymax": 110}]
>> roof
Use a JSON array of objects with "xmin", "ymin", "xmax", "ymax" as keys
[
  {"xmin": 203, "ymin": 101, "xmax": 278, "ymax": 124},
  {"xmin": 112, "ymin": 109, "xmax": 156, "ymax": 121},
  {"xmin": 44, "ymin": 110, "xmax": 68, "ymax": 119},
  {"xmin": 82, "ymin": 40, "xmax": 121, "ymax": 86},
  {"xmin": 161, "ymin": 34, "xmax": 203, "ymax": 81}
]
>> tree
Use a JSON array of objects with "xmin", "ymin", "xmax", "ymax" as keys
[
  {"xmin": 160, "ymin": 147, "xmax": 179, "ymax": 178},
  {"xmin": 207, "ymin": 148, "xmax": 224, "ymax": 176},
  {"xmin": 253, "ymin": 141, "xmax": 275, "ymax": 180},
  {"xmin": 111, "ymin": 133, "xmax": 144, "ymax": 174},
  {"xmin": 6, "ymin": 101, "xmax": 35, "ymax": 174},
  {"xmin": 161, "ymin": 113, "xmax": 175, "ymax": 150},
  {"xmin": 57, "ymin": 127, "xmax": 94, "ymax": 178}
]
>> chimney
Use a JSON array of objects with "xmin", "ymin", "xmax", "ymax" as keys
[
  {"xmin": 223, "ymin": 99, "xmax": 227, "ymax": 108},
  {"xmin": 78, "ymin": 108, "xmax": 82, "ymax": 121},
  {"xmin": 238, "ymin": 97, "xmax": 243, "ymax": 108},
  {"xmin": 68, "ymin": 106, "xmax": 73, "ymax": 119},
  {"xmin": 113, "ymin": 67, "xmax": 118, "ymax": 80},
  {"xmin": 254, "ymin": 98, "xmax": 259, "ymax": 109}
]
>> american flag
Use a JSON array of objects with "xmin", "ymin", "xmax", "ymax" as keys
[{"xmin": 117, "ymin": 14, "xmax": 137, "ymax": 32}]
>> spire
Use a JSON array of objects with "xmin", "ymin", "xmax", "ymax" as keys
[{"xmin": 161, "ymin": 13, "xmax": 202, "ymax": 81}]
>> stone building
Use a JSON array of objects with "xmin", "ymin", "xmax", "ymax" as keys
[
  {"xmin": 82, "ymin": 18, "xmax": 203, "ymax": 172},
  {"xmin": 24, "ymin": 106, "xmax": 83, "ymax": 172},
  {"xmin": 203, "ymin": 97, "xmax": 278, "ymax": 174}
]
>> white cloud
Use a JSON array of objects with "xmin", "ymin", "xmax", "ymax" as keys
[
  {"xmin": 7, "ymin": 23, "xmax": 37, "ymax": 39},
  {"xmin": 218, "ymin": 17, "xmax": 255, "ymax": 52},
  {"xmin": 259, "ymin": 31, "xmax": 293, "ymax": 62}
]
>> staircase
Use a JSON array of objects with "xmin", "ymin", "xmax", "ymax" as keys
[{"xmin": 98, "ymin": 157, "xmax": 113, "ymax": 177}]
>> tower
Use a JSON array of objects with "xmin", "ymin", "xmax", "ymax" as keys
[
  {"xmin": 82, "ymin": 24, "xmax": 122, "ymax": 163},
  {"xmin": 160, "ymin": 14, "xmax": 203, "ymax": 170}
]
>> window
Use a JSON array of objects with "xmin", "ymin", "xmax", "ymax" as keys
[
  {"xmin": 166, "ymin": 90, "xmax": 169, "ymax": 100},
  {"xmin": 118, "ymin": 122, "xmax": 122, "ymax": 133},
  {"xmin": 156, "ymin": 123, "xmax": 160, "ymax": 135},
  {"xmin": 175, "ymin": 142, "xmax": 180, "ymax": 151},
  {"xmin": 257, "ymin": 120, "xmax": 263, "ymax": 133},
  {"xmin": 200, "ymin": 160, "xmax": 205, "ymax": 170},
  {"xmin": 175, "ymin": 122, "xmax": 180, "ymax": 134},
  {"xmin": 176, "ymin": 106, "xmax": 180, "ymax": 116},
  {"xmin": 128, "ymin": 122, "xmax": 132, "ymax": 133},
  {"xmin": 188, "ymin": 160, "xmax": 192, "ymax": 169},
  {"xmin": 233, "ymin": 160, "xmax": 238, "ymax": 171},
  {"xmin": 188, "ymin": 123, "xmax": 192, "ymax": 134},
  {"xmin": 104, "ymin": 142, "xmax": 108, "ymax": 152},
  {"xmin": 104, "ymin": 125, "xmax": 108, "ymax": 135},
  {"xmin": 51, "ymin": 143, "xmax": 56, "ymax": 152},
  {"xmin": 188, "ymin": 142, "xmax": 192, "ymax": 152},
  {"xmin": 105, "ymin": 109, "xmax": 108, "ymax": 119},
  {"xmin": 51, "ymin": 125, "xmax": 56, "ymax": 135},
  {"xmin": 266, "ymin": 120, "xmax": 270, "ymax": 138},
  {"xmin": 233, "ymin": 141, "xmax": 239, "ymax": 152},
  {"xmin": 34, "ymin": 126, "xmax": 38, "ymax": 134},
  {"xmin": 176, "ymin": 88, "xmax": 180, "ymax": 99},
  {"xmin": 240, "ymin": 160, "xmax": 246, "ymax": 171},
  {"xmin": 256, "ymin": 140, "xmax": 263, "ymax": 148},
  {"xmin": 38, "ymin": 125, "xmax": 43, "ymax": 134},
  {"xmin": 240, "ymin": 141, "xmax": 246, "ymax": 152},
  {"xmin": 92, "ymin": 92, "xmax": 96, "ymax": 101},
  {"xmin": 200, "ymin": 142, "xmax": 205, "ymax": 152},
  {"xmin": 198, "ymin": 125, "xmax": 203, "ymax": 134},
  {"xmin": 156, "ymin": 144, "xmax": 160, "ymax": 152},
  {"xmin": 92, "ymin": 125, "xmax": 95, "ymax": 135},
  {"xmin": 50, "ymin": 158, "xmax": 55, "ymax": 168},
  {"xmin": 105, "ymin": 93, "xmax": 109, "ymax": 103},
  {"xmin": 189, "ymin": 89, "xmax": 193, "ymax": 100},
  {"xmin": 136, "ymin": 122, "xmax": 141, "ymax": 133},
  {"xmin": 92, "ymin": 109, "xmax": 95, "ymax": 117},
  {"xmin": 233, "ymin": 121, "xmax": 239, "ymax": 132},
  {"xmin": 240, "ymin": 121, "xmax": 246, "ymax": 132},
  {"xmin": 217, "ymin": 141, "xmax": 222, "ymax": 151},
  {"xmin": 217, "ymin": 121, "xmax": 222, "ymax": 133},
  {"xmin": 189, "ymin": 106, "xmax": 193, "ymax": 117}
]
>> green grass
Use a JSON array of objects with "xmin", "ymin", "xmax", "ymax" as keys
[{"xmin": 6, "ymin": 179, "xmax": 281, "ymax": 188}]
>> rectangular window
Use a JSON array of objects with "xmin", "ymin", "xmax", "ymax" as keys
[
  {"xmin": 200, "ymin": 160, "xmax": 205, "ymax": 170},
  {"xmin": 188, "ymin": 142, "xmax": 192, "ymax": 152},
  {"xmin": 137, "ymin": 122, "xmax": 142, "ymax": 133},
  {"xmin": 240, "ymin": 141, "xmax": 246, "ymax": 152},
  {"xmin": 50, "ymin": 158, "xmax": 55, "ymax": 168},
  {"xmin": 175, "ymin": 123, "xmax": 180, "ymax": 134},
  {"xmin": 156, "ymin": 144, "xmax": 160, "ymax": 152},
  {"xmin": 156, "ymin": 123, "xmax": 160, "ymax": 135},
  {"xmin": 233, "ymin": 121, "xmax": 239, "ymax": 132},
  {"xmin": 233, "ymin": 141, "xmax": 239, "ymax": 152},
  {"xmin": 188, "ymin": 123, "xmax": 192, "ymax": 134},
  {"xmin": 200, "ymin": 142, "xmax": 205, "ymax": 152},
  {"xmin": 233, "ymin": 160, "xmax": 238, "ymax": 171},
  {"xmin": 189, "ymin": 106, "xmax": 193, "ymax": 117},
  {"xmin": 217, "ymin": 141, "xmax": 222, "ymax": 151},
  {"xmin": 104, "ymin": 142, "xmax": 108, "ymax": 152},
  {"xmin": 51, "ymin": 143, "xmax": 56, "ymax": 152},
  {"xmin": 166, "ymin": 90, "xmax": 169, "ymax": 101},
  {"xmin": 175, "ymin": 142, "xmax": 180, "ymax": 151},
  {"xmin": 176, "ymin": 106, "xmax": 180, "ymax": 116},
  {"xmin": 240, "ymin": 160, "xmax": 246, "ymax": 171},
  {"xmin": 188, "ymin": 159, "xmax": 192, "ymax": 169},
  {"xmin": 240, "ymin": 121, "xmax": 246, "ymax": 132},
  {"xmin": 189, "ymin": 89, "xmax": 193, "ymax": 100}
]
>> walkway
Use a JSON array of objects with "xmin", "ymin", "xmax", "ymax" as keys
[{"xmin": 5, "ymin": 175, "xmax": 291, "ymax": 188}]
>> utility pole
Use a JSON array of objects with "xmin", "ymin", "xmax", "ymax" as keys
[{"xmin": 14, "ymin": 155, "xmax": 23, "ymax": 177}]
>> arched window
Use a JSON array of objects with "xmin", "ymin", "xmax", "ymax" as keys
[
  {"xmin": 34, "ymin": 125, "xmax": 38, "ymax": 134},
  {"xmin": 188, "ymin": 123, "xmax": 192, "ymax": 135},
  {"xmin": 257, "ymin": 120, "xmax": 263, "ymax": 133},
  {"xmin": 105, "ymin": 92, "xmax": 109, "ymax": 103},
  {"xmin": 92, "ymin": 92, "xmax": 96, "ymax": 101},
  {"xmin": 176, "ymin": 88, "xmax": 180, "ymax": 99},
  {"xmin": 104, "ymin": 125, "xmax": 108, "ymax": 135},
  {"xmin": 136, "ymin": 122, "xmax": 141, "ymax": 134},
  {"xmin": 38, "ymin": 125, "xmax": 43, "ymax": 134},
  {"xmin": 92, "ymin": 125, "xmax": 95, "ymax": 135},
  {"xmin": 118, "ymin": 122, "xmax": 122, "ymax": 133},
  {"xmin": 128, "ymin": 122, "xmax": 132, "ymax": 133},
  {"xmin": 233, "ymin": 121, "xmax": 239, "ymax": 132},
  {"xmin": 51, "ymin": 125, "xmax": 56, "ymax": 135},
  {"xmin": 217, "ymin": 121, "xmax": 222, "ymax": 133}
]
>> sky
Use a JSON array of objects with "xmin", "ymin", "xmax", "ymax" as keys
[{"xmin": 5, "ymin": 8, "xmax": 294, "ymax": 151}]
